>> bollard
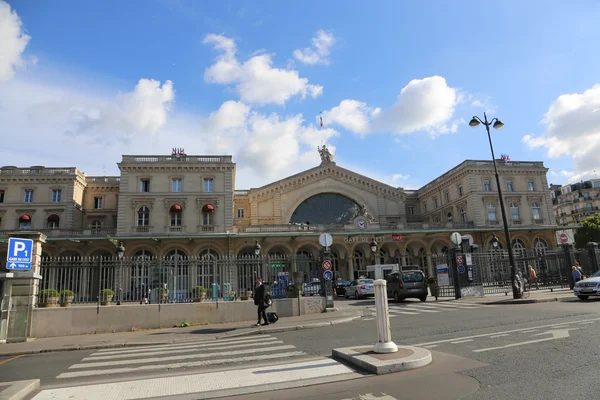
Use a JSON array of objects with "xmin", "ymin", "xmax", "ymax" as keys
[{"xmin": 373, "ymin": 279, "xmax": 398, "ymax": 354}]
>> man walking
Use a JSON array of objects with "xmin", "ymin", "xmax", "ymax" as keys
[{"xmin": 254, "ymin": 277, "xmax": 269, "ymax": 326}]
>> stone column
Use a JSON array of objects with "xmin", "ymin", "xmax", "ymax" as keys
[
  {"xmin": 426, "ymin": 251, "xmax": 433, "ymax": 277},
  {"xmin": 587, "ymin": 242, "xmax": 599, "ymax": 273},
  {"xmin": 347, "ymin": 258, "xmax": 354, "ymax": 281},
  {"xmin": 1, "ymin": 232, "xmax": 46, "ymax": 343}
]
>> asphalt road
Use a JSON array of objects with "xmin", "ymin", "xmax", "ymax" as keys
[{"xmin": 2, "ymin": 297, "xmax": 599, "ymax": 400}]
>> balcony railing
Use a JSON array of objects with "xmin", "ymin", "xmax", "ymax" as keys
[
  {"xmin": 121, "ymin": 155, "xmax": 233, "ymax": 164},
  {"xmin": 0, "ymin": 167, "xmax": 77, "ymax": 175},
  {"xmin": 0, "ymin": 229, "xmax": 116, "ymax": 238},
  {"xmin": 86, "ymin": 176, "xmax": 121, "ymax": 184}
]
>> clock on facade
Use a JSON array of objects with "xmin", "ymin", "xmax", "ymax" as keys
[{"xmin": 355, "ymin": 218, "xmax": 367, "ymax": 230}]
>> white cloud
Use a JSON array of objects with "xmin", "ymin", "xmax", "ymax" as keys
[
  {"xmin": 522, "ymin": 84, "xmax": 600, "ymax": 181},
  {"xmin": 0, "ymin": 0, "xmax": 31, "ymax": 82},
  {"xmin": 389, "ymin": 173, "xmax": 410, "ymax": 182},
  {"xmin": 293, "ymin": 29, "xmax": 336, "ymax": 65},
  {"xmin": 322, "ymin": 76, "xmax": 460, "ymax": 136},
  {"xmin": 203, "ymin": 33, "xmax": 323, "ymax": 106}
]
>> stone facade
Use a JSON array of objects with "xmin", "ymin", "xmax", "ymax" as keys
[
  {"xmin": 0, "ymin": 152, "xmax": 563, "ymax": 278},
  {"xmin": 551, "ymin": 179, "xmax": 600, "ymax": 226}
]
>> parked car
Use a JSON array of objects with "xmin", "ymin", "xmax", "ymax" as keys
[
  {"xmin": 345, "ymin": 279, "xmax": 375, "ymax": 299},
  {"xmin": 302, "ymin": 281, "xmax": 322, "ymax": 296},
  {"xmin": 574, "ymin": 271, "xmax": 600, "ymax": 300},
  {"xmin": 386, "ymin": 270, "xmax": 428, "ymax": 302},
  {"xmin": 334, "ymin": 280, "xmax": 351, "ymax": 296}
]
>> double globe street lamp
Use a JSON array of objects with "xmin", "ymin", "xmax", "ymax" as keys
[{"xmin": 469, "ymin": 113, "xmax": 521, "ymax": 299}]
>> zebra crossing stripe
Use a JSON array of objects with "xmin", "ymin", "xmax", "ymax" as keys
[
  {"xmin": 71, "ymin": 345, "xmax": 298, "ymax": 369},
  {"xmin": 398, "ymin": 307, "xmax": 440, "ymax": 313},
  {"xmin": 57, "ymin": 351, "xmax": 307, "ymax": 379},
  {"xmin": 387, "ymin": 309, "xmax": 419, "ymax": 315},
  {"xmin": 88, "ymin": 336, "xmax": 277, "ymax": 358},
  {"xmin": 83, "ymin": 339, "xmax": 285, "ymax": 361}
]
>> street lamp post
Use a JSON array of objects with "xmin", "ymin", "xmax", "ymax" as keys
[
  {"xmin": 116, "ymin": 242, "xmax": 125, "ymax": 305},
  {"xmin": 469, "ymin": 113, "xmax": 521, "ymax": 299},
  {"xmin": 370, "ymin": 238, "xmax": 378, "ymax": 266}
]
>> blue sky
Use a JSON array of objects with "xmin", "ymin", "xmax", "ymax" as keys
[{"xmin": 2, "ymin": 0, "xmax": 600, "ymax": 189}]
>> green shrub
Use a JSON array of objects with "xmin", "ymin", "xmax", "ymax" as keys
[
  {"xmin": 101, "ymin": 288, "xmax": 115, "ymax": 296},
  {"xmin": 426, "ymin": 276, "xmax": 436, "ymax": 284},
  {"xmin": 60, "ymin": 290, "xmax": 75, "ymax": 297},
  {"xmin": 40, "ymin": 289, "xmax": 60, "ymax": 298},
  {"xmin": 192, "ymin": 286, "xmax": 207, "ymax": 294}
]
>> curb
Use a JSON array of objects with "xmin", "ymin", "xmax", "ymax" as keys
[
  {"xmin": 486, "ymin": 296, "xmax": 576, "ymax": 305},
  {"xmin": 0, "ymin": 316, "xmax": 361, "ymax": 358},
  {"xmin": 0, "ymin": 379, "xmax": 39, "ymax": 400}
]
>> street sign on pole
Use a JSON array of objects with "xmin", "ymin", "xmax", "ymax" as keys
[
  {"xmin": 323, "ymin": 270, "xmax": 333, "ymax": 281},
  {"xmin": 7, "ymin": 237, "xmax": 33, "ymax": 271},
  {"xmin": 560, "ymin": 233, "xmax": 568, "ymax": 244},
  {"xmin": 318, "ymin": 233, "xmax": 333, "ymax": 248},
  {"xmin": 456, "ymin": 255, "xmax": 464, "ymax": 265},
  {"xmin": 322, "ymin": 260, "xmax": 332, "ymax": 270},
  {"xmin": 457, "ymin": 264, "xmax": 466, "ymax": 274}
]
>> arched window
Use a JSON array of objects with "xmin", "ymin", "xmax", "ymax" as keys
[
  {"xmin": 353, "ymin": 249, "xmax": 365, "ymax": 278},
  {"xmin": 487, "ymin": 203, "xmax": 497, "ymax": 221},
  {"xmin": 297, "ymin": 249, "xmax": 314, "ymax": 283},
  {"xmin": 170, "ymin": 205, "xmax": 182, "ymax": 226},
  {"xmin": 534, "ymin": 238, "xmax": 548, "ymax": 250},
  {"xmin": 19, "ymin": 214, "xmax": 31, "ymax": 230},
  {"xmin": 533, "ymin": 238, "xmax": 548, "ymax": 271},
  {"xmin": 447, "ymin": 212, "xmax": 453, "ymax": 222},
  {"xmin": 202, "ymin": 204, "xmax": 214, "ymax": 225},
  {"xmin": 510, "ymin": 202, "xmax": 519, "ymax": 220},
  {"xmin": 131, "ymin": 250, "xmax": 154, "ymax": 301},
  {"xmin": 379, "ymin": 248, "xmax": 388, "ymax": 264},
  {"xmin": 165, "ymin": 249, "xmax": 188, "ymax": 295},
  {"xmin": 137, "ymin": 207, "xmax": 150, "ymax": 226},
  {"xmin": 460, "ymin": 207, "xmax": 467, "ymax": 222},
  {"xmin": 512, "ymin": 239, "xmax": 527, "ymax": 274},
  {"xmin": 47, "ymin": 214, "xmax": 60, "ymax": 229},
  {"xmin": 198, "ymin": 249, "xmax": 219, "ymax": 289},
  {"xmin": 531, "ymin": 202, "xmax": 541, "ymax": 220},
  {"xmin": 330, "ymin": 250, "xmax": 340, "ymax": 278},
  {"xmin": 404, "ymin": 248, "xmax": 413, "ymax": 266},
  {"xmin": 418, "ymin": 248, "xmax": 426, "ymax": 270},
  {"xmin": 91, "ymin": 220, "xmax": 102, "ymax": 233}
]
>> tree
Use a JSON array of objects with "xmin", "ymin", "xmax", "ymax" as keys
[{"xmin": 574, "ymin": 213, "xmax": 600, "ymax": 248}]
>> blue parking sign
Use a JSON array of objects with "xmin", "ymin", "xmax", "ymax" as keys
[{"xmin": 6, "ymin": 238, "xmax": 34, "ymax": 271}]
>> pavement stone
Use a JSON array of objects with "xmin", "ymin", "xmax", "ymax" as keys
[{"xmin": 0, "ymin": 312, "xmax": 361, "ymax": 358}]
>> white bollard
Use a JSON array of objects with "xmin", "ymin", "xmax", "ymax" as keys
[{"xmin": 373, "ymin": 279, "xmax": 398, "ymax": 354}]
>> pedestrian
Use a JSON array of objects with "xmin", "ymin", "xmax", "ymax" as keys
[
  {"xmin": 527, "ymin": 265, "xmax": 538, "ymax": 290},
  {"xmin": 254, "ymin": 277, "xmax": 269, "ymax": 326},
  {"xmin": 571, "ymin": 266, "xmax": 583, "ymax": 289}
]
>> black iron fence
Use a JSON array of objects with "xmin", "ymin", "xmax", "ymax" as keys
[
  {"xmin": 432, "ymin": 246, "xmax": 600, "ymax": 297},
  {"xmin": 38, "ymin": 254, "xmax": 326, "ymax": 305}
]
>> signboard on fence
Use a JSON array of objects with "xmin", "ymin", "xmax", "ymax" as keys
[{"xmin": 436, "ymin": 264, "xmax": 450, "ymax": 286}]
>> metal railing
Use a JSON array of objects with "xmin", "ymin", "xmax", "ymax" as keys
[{"xmin": 37, "ymin": 254, "xmax": 328, "ymax": 305}]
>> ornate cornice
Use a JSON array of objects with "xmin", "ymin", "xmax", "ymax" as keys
[
  {"xmin": 163, "ymin": 198, "xmax": 188, "ymax": 209},
  {"xmin": 131, "ymin": 198, "xmax": 155, "ymax": 209}
]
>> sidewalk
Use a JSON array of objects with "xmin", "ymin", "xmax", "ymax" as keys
[
  {"xmin": 0, "ymin": 311, "xmax": 361, "ymax": 357},
  {"xmin": 453, "ymin": 288, "xmax": 576, "ymax": 305}
]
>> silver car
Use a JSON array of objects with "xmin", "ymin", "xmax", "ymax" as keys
[
  {"xmin": 346, "ymin": 279, "xmax": 375, "ymax": 299},
  {"xmin": 574, "ymin": 271, "xmax": 600, "ymax": 300}
]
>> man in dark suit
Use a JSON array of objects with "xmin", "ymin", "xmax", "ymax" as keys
[{"xmin": 254, "ymin": 277, "xmax": 269, "ymax": 326}]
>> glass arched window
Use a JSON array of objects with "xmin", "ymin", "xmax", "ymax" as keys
[
  {"xmin": 353, "ymin": 249, "xmax": 365, "ymax": 278},
  {"xmin": 487, "ymin": 203, "xmax": 497, "ymax": 221},
  {"xmin": 532, "ymin": 202, "xmax": 541, "ymax": 220},
  {"xmin": 533, "ymin": 238, "xmax": 548, "ymax": 271},
  {"xmin": 131, "ymin": 250, "xmax": 153, "ymax": 301},
  {"xmin": 512, "ymin": 239, "xmax": 527, "ymax": 274},
  {"xmin": 510, "ymin": 202, "xmax": 519, "ymax": 220},
  {"xmin": 417, "ymin": 248, "xmax": 426, "ymax": 270},
  {"xmin": 534, "ymin": 238, "xmax": 548, "ymax": 250},
  {"xmin": 165, "ymin": 249, "xmax": 188, "ymax": 296},
  {"xmin": 330, "ymin": 250, "xmax": 340, "ymax": 278},
  {"xmin": 297, "ymin": 249, "xmax": 314, "ymax": 283},
  {"xmin": 170, "ymin": 205, "xmax": 182, "ymax": 226},
  {"xmin": 379, "ymin": 248, "xmax": 388, "ymax": 264},
  {"xmin": 460, "ymin": 207, "xmax": 467, "ymax": 222},
  {"xmin": 198, "ymin": 249, "xmax": 219, "ymax": 289},
  {"xmin": 91, "ymin": 220, "xmax": 102, "ymax": 233},
  {"xmin": 47, "ymin": 214, "xmax": 60, "ymax": 229},
  {"xmin": 447, "ymin": 212, "xmax": 453, "ymax": 222},
  {"xmin": 404, "ymin": 248, "xmax": 413, "ymax": 266},
  {"xmin": 19, "ymin": 214, "xmax": 31, "ymax": 230},
  {"xmin": 137, "ymin": 207, "xmax": 150, "ymax": 226},
  {"xmin": 290, "ymin": 193, "xmax": 361, "ymax": 225}
]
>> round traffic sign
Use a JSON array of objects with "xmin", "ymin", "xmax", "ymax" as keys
[
  {"xmin": 322, "ymin": 260, "xmax": 332, "ymax": 270},
  {"xmin": 457, "ymin": 265, "xmax": 466, "ymax": 274},
  {"xmin": 450, "ymin": 232, "xmax": 462, "ymax": 245},
  {"xmin": 319, "ymin": 233, "xmax": 333, "ymax": 248},
  {"xmin": 560, "ymin": 233, "xmax": 568, "ymax": 244},
  {"xmin": 456, "ymin": 255, "xmax": 464, "ymax": 265},
  {"xmin": 323, "ymin": 270, "xmax": 333, "ymax": 281}
]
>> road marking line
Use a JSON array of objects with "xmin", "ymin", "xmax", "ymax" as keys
[
  {"xmin": 0, "ymin": 354, "xmax": 25, "ymax": 365},
  {"xmin": 83, "ymin": 340, "xmax": 285, "ymax": 361},
  {"xmin": 387, "ymin": 309, "xmax": 420, "ymax": 315},
  {"xmin": 363, "ymin": 318, "xmax": 375, "ymax": 321},
  {"xmin": 451, "ymin": 339, "xmax": 474, "ymax": 344},
  {"xmin": 72, "ymin": 345, "xmax": 298, "ymax": 369},
  {"xmin": 473, "ymin": 328, "xmax": 578, "ymax": 353},
  {"xmin": 401, "ymin": 307, "xmax": 440, "ymax": 313},
  {"xmin": 92, "ymin": 335, "xmax": 272, "ymax": 356},
  {"xmin": 57, "ymin": 351, "xmax": 308, "ymax": 379},
  {"xmin": 422, "ymin": 344, "xmax": 438, "ymax": 348},
  {"xmin": 411, "ymin": 317, "xmax": 600, "ymax": 346},
  {"xmin": 520, "ymin": 329, "xmax": 538, "ymax": 333},
  {"xmin": 490, "ymin": 334, "xmax": 510, "ymax": 338},
  {"xmin": 40, "ymin": 358, "xmax": 354, "ymax": 399},
  {"xmin": 428, "ymin": 302, "xmax": 494, "ymax": 309},
  {"xmin": 578, "ymin": 321, "xmax": 596, "ymax": 325}
]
